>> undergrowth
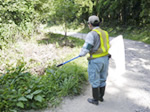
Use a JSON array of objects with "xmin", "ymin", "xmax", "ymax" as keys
[
  {"xmin": 0, "ymin": 32, "xmax": 88, "ymax": 112},
  {"xmin": 107, "ymin": 25, "xmax": 150, "ymax": 44},
  {"xmin": 0, "ymin": 59, "xmax": 87, "ymax": 112}
]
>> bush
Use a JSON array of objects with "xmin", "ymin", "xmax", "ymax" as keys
[
  {"xmin": 0, "ymin": 0, "xmax": 39, "ymax": 44},
  {"xmin": 0, "ymin": 60, "xmax": 87, "ymax": 112}
]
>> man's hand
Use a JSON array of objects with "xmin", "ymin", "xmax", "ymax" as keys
[
  {"xmin": 108, "ymin": 54, "xmax": 111, "ymax": 59},
  {"xmin": 79, "ymin": 48, "xmax": 89, "ymax": 57},
  {"xmin": 79, "ymin": 51, "xmax": 86, "ymax": 57}
]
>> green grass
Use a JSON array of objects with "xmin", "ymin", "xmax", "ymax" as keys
[{"xmin": 37, "ymin": 33, "xmax": 84, "ymax": 48}]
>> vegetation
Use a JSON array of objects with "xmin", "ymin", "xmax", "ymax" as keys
[
  {"xmin": 0, "ymin": 60, "xmax": 87, "ymax": 111},
  {"xmin": 37, "ymin": 33, "xmax": 84, "ymax": 47},
  {"xmin": 106, "ymin": 26, "xmax": 150, "ymax": 44},
  {"xmin": 0, "ymin": 32, "xmax": 87, "ymax": 112},
  {"xmin": 0, "ymin": 0, "xmax": 150, "ymax": 111},
  {"xmin": 80, "ymin": 24, "xmax": 150, "ymax": 44},
  {"xmin": 0, "ymin": 0, "xmax": 36, "ymax": 42},
  {"xmin": 92, "ymin": 0, "xmax": 150, "ymax": 26},
  {"xmin": 0, "ymin": 0, "xmax": 149, "ymax": 45}
]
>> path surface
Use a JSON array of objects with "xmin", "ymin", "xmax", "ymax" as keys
[{"xmin": 42, "ymin": 32, "xmax": 150, "ymax": 112}]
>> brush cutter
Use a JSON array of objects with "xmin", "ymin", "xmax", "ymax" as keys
[{"xmin": 56, "ymin": 55, "xmax": 80, "ymax": 67}]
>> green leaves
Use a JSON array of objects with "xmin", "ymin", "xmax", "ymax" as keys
[
  {"xmin": 26, "ymin": 94, "xmax": 33, "ymax": 100},
  {"xmin": 18, "ymin": 97, "xmax": 28, "ymax": 102},
  {"xmin": 0, "ymin": 0, "xmax": 39, "ymax": 43},
  {"xmin": 93, "ymin": 0, "xmax": 150, "ymax": 26},
  {"xmin": 48, "ymin": 0, "xmax": 94, "ymax": 36},
  {"xmin": 0, "ymin": 55, "xmax": 87, "ymax": 111},
  {"xmin": 17, "ymin": 102, "xmax": 24, "ymax": 108},
  {"xmin": 34, "ymin": 95, "xmax": 43, "ymax": 102},
  {"xmin": 32, "ymin": 90, "xmax": 42, "ymax": 95}
]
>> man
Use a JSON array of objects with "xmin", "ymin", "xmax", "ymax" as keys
[{"xmin": 79, "ymin": 15, "xmax": 110, "ymax": 105}]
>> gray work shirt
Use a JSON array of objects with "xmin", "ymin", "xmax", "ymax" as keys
[{"xmin": 85, "ymin": 27, "xmax": 100, "ymax": 54}]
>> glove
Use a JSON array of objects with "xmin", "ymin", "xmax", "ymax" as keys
[
  {"xmin": 79, "ymin": 51, "xmax": 86, "ymax": 57},
  {"xmin": 79, "ymin": 48, "xmax": 89, "ymax": 57},
  {"xmin": 108, "ymin": 54, "xmax": 111, "ymax": 59}
]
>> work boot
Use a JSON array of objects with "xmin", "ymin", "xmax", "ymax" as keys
[
  {"xmin": 99, "ymin": 86, "xmax": 105, "ymax": 102},
  {"xmin": 87, "ymin": 88, "xmax": 99, "ymax": 105}
]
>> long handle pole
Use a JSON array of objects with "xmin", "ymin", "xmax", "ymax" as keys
[{"xmin": 56, "ymin": 56, "xmax": 80, "ymax": 67}]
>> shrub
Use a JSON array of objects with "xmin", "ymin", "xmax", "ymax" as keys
[{"xmin": 0, "ymin": 60, "xmax": 87, "ymax": 111}]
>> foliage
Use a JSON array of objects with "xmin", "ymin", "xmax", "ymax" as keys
[
  {"xmin": 111, "ymin": 26, "xmax": 150, "ymax": 44},
  {"xmin": 0, "ymin": 59, "xmax": 87, "ymax": 111},
  {"xmin": 0, "ymin": 61, "xmax": 46, "ymax": 111},
  {"xmin": 48, "ymin": 0, "xmax": 94, "ymax": 36},
  {"xmin": 0, "ymin": 31, "xmax": 88, "ymax": 111},
  {"xmin": 103, "ymin": 24, "xmax": 150, "ymax": 44},
  {"xmin": 74, "ymin": 0, "xmax": 93, "ymax": 21},
  {"xmin": 79, "ymin": 23, "xmax": 150, "ymax": 44},
  {"xmin": 0, "ymin": 0, "xmax": 150, "ymax": 46},
  {"xmin": 92, "ymin": 0, "xmax": 150, "ymax": 26},
  {"xmin": 0, "ymin": 0, "xmax": 34, "ymax": 41},
  {"xmin": 0, "ymin": 0, "xmax": 43, "ymax": 47},
  {"xmin": 48, "ymin": 0, "xmax": 78, "ymax": 36}
]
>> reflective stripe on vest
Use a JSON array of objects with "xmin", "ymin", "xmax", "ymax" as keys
[{"xmin": 91, "ymin": 28, "xmax": 110, "ymax": 58}]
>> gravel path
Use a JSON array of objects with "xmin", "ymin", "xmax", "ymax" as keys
[{"xmin": 41, "ymin": 32, "xmax": 150, "ymax": 112}]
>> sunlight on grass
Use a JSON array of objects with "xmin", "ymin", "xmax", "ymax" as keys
[{"xmin": 44, "ymin": 23, "xmax": 86, "ymax": 34}]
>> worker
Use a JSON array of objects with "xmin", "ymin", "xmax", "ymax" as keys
[{"xmin": 79, "ymin": 15, "xmax": 110, "ymax": 105}]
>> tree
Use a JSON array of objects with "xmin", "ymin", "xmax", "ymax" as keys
[
  {"xmin": 0, "ymin": 0, "xmax": 37, "ymax": 42},
  {"xmin": 48, "ymin": 0, "xmax": 78, "ymax": 36},
  {"xmin": 49, "ymin": 0, "xmax": 94, "ymax": 37},
  {"xmin": 92, "ymin": 0, "xmax": 150, "ymax": 26}
]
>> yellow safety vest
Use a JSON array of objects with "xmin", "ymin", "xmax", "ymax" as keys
[{"xmin": 90, "ymin": 28, "xmax": 110, "ymax": 58}]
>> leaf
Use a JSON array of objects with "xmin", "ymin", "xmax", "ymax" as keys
[
  {"xmin": 26, "ymin": 94, "xmax": 33, "ymax": 99},
  {"xmin": 18, "ymin": 96, "xmax": 28, "ymax": 101},
  {"xmin": 25, "ymin": 89, "xmax": 31, "ymax": 94},
  {"xmin": 73, "ymin": 88, "xmax": 78, "ymax": 94},
  {"xmin": 16, "ymin": 102, "xmax": 24, "ymax": 108},
  {"xmin": 10, "ymin": 109, "xmax": 17, "ymax": 112},
  {"xmin": 34, "ymin": 95, "xmax": 43, "ymax": 102},
  {"xmin": 32, "ymin": 90, "xmax": 42, "ymax": 95}
]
